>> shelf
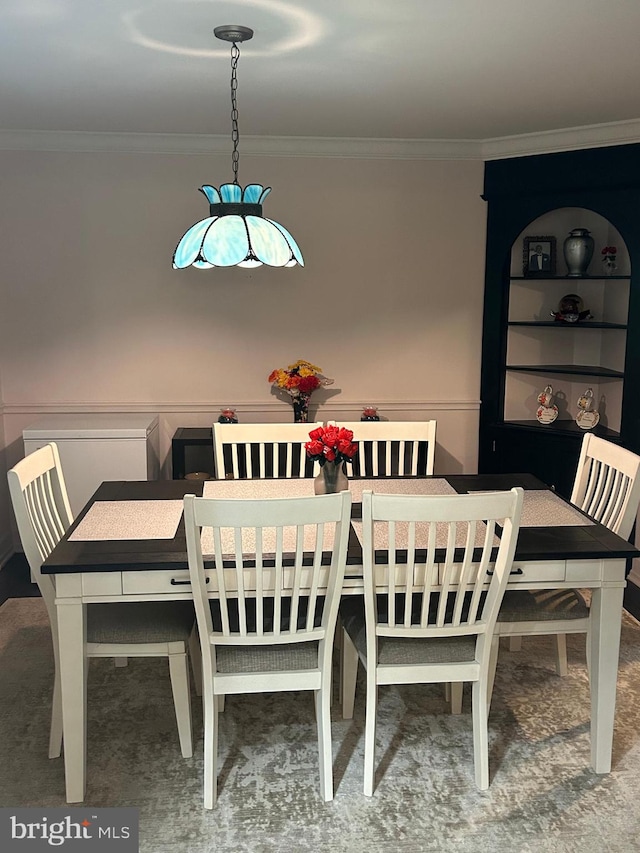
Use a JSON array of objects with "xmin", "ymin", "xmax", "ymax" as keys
[
  {"xmin": 506, "ymin": 364, "xmax": 624, "ymax": 378},
  {"xmin": 171, "ymin": 427, "xmax": 214, "ymax": 479},
  {"xmin": 510, "ymin": 275, "xmax": 631, "ymax": 281},
  {"xmin": 497, "ymin": 420, "xmax": 621, "ymax": 440},
  {"xmin": 508, "ymin": 321, "xmax": 627, "ymax": 329}
]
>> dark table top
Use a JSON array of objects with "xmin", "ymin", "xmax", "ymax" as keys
[{"xmin": 42, "ymin": 474, "xmax": 640, "ymax": 575}]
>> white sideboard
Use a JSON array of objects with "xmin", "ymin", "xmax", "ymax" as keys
[{"xmin": 23, "ymin": 414, "xmax": 160, "ymax": 516}]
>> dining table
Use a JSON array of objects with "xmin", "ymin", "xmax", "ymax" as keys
[{"xmin": 42, "ymin": 472, "xmax": 640, "ymax": 803}]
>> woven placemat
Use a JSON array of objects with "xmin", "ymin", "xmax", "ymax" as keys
[
  {"xmin": 351, "ymin": 518, "xmax": 497, "ymax": 551},
  {"xmin": 349, "ymin": 478, "xmax": 456, "ymax": 503},
  {"xmin": 203, "ymin": 479, "xmax": 314, "ymax": 499},
  {"xmin": 520, "ymin": 490, "xmax": 594, "ymax": 527},
  {"xmin": 202, "ymin": 479, "xmax": 334, "ymax": 556},
  {"xmin": 68, "ymin": 500, "xmax": 184, "ymax": 541},
  {"xmin": 469, "ymin": 490, "xmax": 594, "ymax": 527},
  {"xmin": 199, "ymin": 523, "xmax": 336, "ymax": 559}
]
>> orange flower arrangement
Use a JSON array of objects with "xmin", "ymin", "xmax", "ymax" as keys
[{"xmin": 268, "ymin": 359, "xmax": 333, "ymax": 422}]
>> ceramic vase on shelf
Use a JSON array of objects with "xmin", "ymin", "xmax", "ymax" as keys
[
  {"xmin": 563, "ymin": 228, "xmax": 594, "ymax": 277},
  {"xmin": 292, "ymin": 395, "xmax": 310, "ymax": 423},
  {"xmin": 314, "ymin": 461, "xmax": 348, "ymax": 495}
]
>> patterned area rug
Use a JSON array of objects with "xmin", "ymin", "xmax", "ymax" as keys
[{"xmin": 1, "ymin": 597, "xmax": 640, "ymax": 853}]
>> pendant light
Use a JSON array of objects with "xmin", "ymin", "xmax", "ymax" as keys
[{"xmin": 173, "ymin": 25, "xmax": 304, "ymax": 270}]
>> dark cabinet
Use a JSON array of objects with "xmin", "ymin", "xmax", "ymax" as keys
[
  {"xmin": 479, "ymin": 144, "xmax": 640, "ymax": 499},
  {"xmin": 171, "ymin": 428, "xmax": 214, "ymax": 479},
  {"xmin": 490, "ymin": 423, "xmax": 584, "ymax": 498}
]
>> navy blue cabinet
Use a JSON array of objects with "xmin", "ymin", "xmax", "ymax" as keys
[{"xmin": 480, "ymin": 144, "xmax": 640, "ymax": 499}]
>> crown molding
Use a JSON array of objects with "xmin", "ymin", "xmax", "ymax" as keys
[
  {"xmin": 1, "ymin": 119, "xmax": 639, "ymax": 161},
  {"xmin": 0, "ymin": 130, "xmax": 481, "ymax": 160},
  {"xmin": 481, "ymin": 118, "xmax": 640, "ymax": 160},
  {"xmin": 245, "ymin": 136, "xmax": 482, "ymax": 161}
]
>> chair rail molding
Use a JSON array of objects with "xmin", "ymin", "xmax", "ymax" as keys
[{"xmin": 1, "ymin": 399, "xmax": 480, "ymax": 417}]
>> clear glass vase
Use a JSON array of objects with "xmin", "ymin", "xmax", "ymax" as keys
[
  {"xmin": 218, "ymin": 407, "xmax": 238, "ymax": 424},
  {"xmin": 361, "ymin": 405, "xmax": 380, "ymax": 421}
]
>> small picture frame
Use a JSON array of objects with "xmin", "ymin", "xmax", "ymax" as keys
[{"xmin": 523, "ymin": 235, "xmax": 556, "ymax": 277}]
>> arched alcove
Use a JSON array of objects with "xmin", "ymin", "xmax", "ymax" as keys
[{"xmin": 504, "ymin": 207, "xmax": 630, "ymax": 436}]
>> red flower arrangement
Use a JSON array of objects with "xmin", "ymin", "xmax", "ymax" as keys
[{"xmin": 305, "ymin": 425, "xmax": 358, "ymax": 467}]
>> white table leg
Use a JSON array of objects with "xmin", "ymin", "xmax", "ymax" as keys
[
  {"xmin": 57, "ymin": 599, "xmax": 88, "ymax": 802},
  {"xmin": 589, "ymin": 568, "xmax": 625, "ymax": 773}
]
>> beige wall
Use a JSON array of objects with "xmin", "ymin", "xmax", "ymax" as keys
[{"xmin": 0, "ymin": 146, "xmax": 486, "ymax": 561}]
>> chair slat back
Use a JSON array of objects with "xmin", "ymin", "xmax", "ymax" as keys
[
  {"xmin": 213, "ymin": 422, "xmax": 323, "ymax": 479},
  {"xmin": 184, "ymin": 491, "xmax": 352, "ymax": 656},
  {"xmin": 361, "ymin": 488, "xmax": 523, "ymax": 645},
  {"xmin": 570, "ymin": 434, "xmax": 640, "ymax": 538},
  {"xmin": 327, "ymin": 421, "xmax": 436, "ymax": 477},
  {"xmin": 7, "ymin": 443, "xmax": 73, "ymax": 619}
]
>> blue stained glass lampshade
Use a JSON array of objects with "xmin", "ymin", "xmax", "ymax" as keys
[{"xmin": 173, "ymin": 183, "xmax": 304, "ymax": 269}]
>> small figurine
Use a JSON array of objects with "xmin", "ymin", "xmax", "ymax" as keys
[
  {"xmin": 601, "ymin": 246, "xmax": 617, "ymax": 275},
  {"xmin": 218, "ymin": 407, "xmax": 238, "ymax": 424},
  {"xmin": 550, "ymin": 293, "xmax": 593, "ymax": 324},
  {"xmin": 536, "ymin": 385, "xmax": 559, "ymax": 424},
  {"xmin": 576, "ymin": 388, "xmax": 600, "ymax": 430}
]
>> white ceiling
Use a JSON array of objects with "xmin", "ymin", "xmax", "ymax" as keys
[{"xmin": 2, "ymin": 0, "xmax": 640, "ymax": 148}]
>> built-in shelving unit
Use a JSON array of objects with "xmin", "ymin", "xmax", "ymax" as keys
[{"xmin": 479, "ymin": 145, "xmax": 640, "ymax": 500}]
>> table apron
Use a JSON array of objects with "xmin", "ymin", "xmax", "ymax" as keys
[{"xmin": 54, "ymin": 558, "xmax": 626, "ymax": 604}]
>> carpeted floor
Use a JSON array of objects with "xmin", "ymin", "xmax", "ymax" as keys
[{"xmin": 1, "ymin": 597, "xmax": 640, "ymax": 853}]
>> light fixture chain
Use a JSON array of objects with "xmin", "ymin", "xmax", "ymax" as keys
[{"xmin": 230, "ymin": 41, "xmax": 240, "ymax": 185}]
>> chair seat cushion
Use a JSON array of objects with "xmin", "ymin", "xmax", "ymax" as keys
[
  {"xmin": 215, "ymin": 642, "xmax": 319, "ymax": 673},
  {"xmin": 207, "ymin": 600, "xmax": 321, "ymax": 673},
  {"xmin": 340, "ymin": 597, "xmax": 477, "ymax": 665},
  {"xmin": 497, "ymin": 589, "xmax": 588, "ymax": 623},
  {"xmin": 87, "ymin": 601, "xmax": 195, "ymax": 645}
]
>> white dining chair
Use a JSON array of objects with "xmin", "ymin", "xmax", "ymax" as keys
[
  {"xmin": 184, "ymin": 489, "xmax": 352, "ymax": 808},
  {"xmin": 7, "ymin": 443, "xmax": 196, "ymax": 760},
  {"xmin": 490, "ymin": 433, "xmax": 640, "ymax": 687},
  {"xmin": 326, "ymin": 420, "xmax": 437, "ymax": 477},
  {"xmin": 212, "ymin": 421, "xmax": 324, "ymax": 479},
  {"xmin": 340, "ymin": 487, "xmax": 523, "ymax": 793}
]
